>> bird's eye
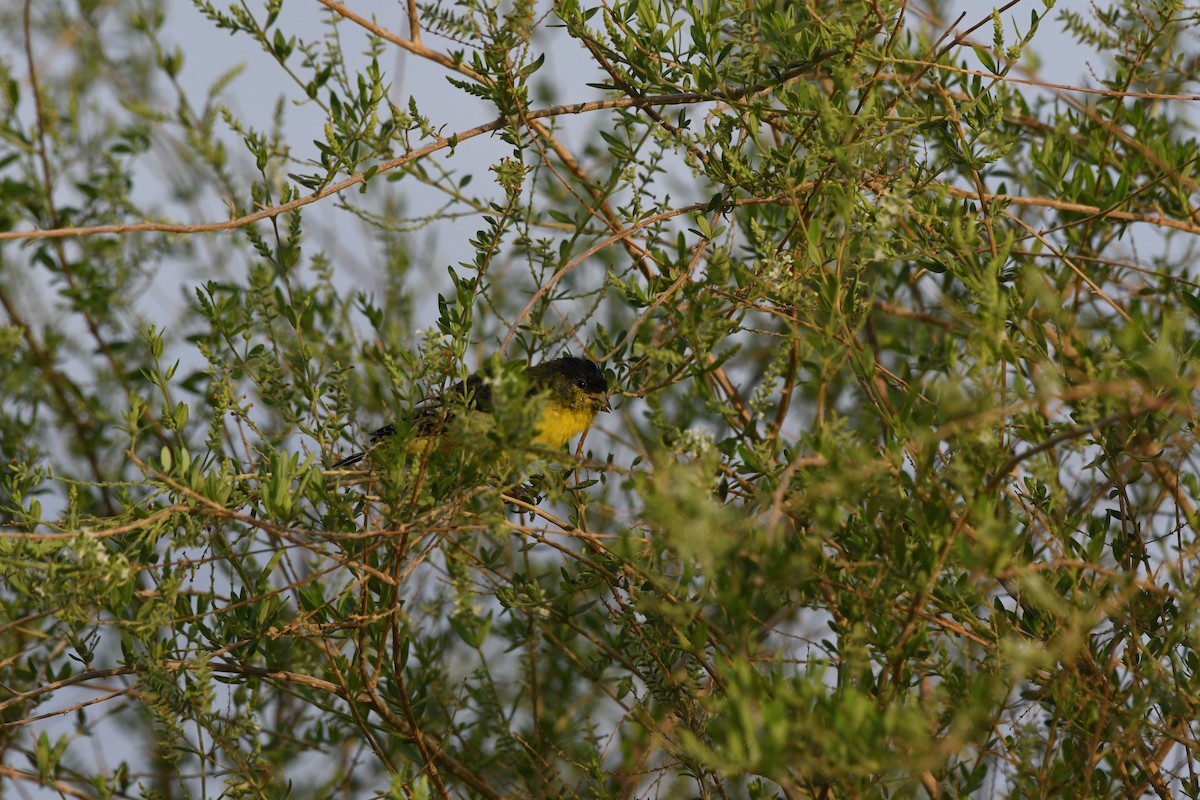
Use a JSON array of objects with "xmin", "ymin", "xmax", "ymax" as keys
[{"xmin": 575, "ymin": 378, "xmax": 587, "ymax": 389}]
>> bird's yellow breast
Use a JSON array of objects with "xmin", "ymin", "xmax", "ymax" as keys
[{"xmin": 534, "ymin": 404, "xmax": 599, "ymax": 449}]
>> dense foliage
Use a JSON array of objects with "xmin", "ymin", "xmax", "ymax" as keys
[{"xmin": 3, "ymin": 0, "xmax": 1200, "ymax": 797}]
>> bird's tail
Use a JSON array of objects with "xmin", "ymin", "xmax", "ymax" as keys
[{"xmin": 330, "ymin": 451, "xmax": 366, "ymax": 469}]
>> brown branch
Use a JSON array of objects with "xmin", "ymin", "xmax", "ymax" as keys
[
  {"xmin": 526, "ymin": 115, "xmax": 660, "ymax": 279},
  {"xmin": 0, "ymin": 93, "xmax": 715, "ymax": 244},
  {"xmin": 316, "ymin": 0, "xmax": 472, "ymax": 81},
  {"xmin": 888, "ymin": 56, "xmax": 1200, "ymax": 101},
  {"xmin": 0, "ymin": 505, "xmax": 185, "ymax": 540},
  {"xmin": 0, "ymin": 765, "xmax": 98, "ymax": 800},
  {"xmin": 500, "ymin": 196, "xmax": 734, "ymax": 352},
  {"xmin": 984, "ymin": 400, "xmax": 1175, "ymax": 492},
  {"xmin": 948, "ymin": 184, "xmax": 1200, "ymax": 237},
  {"xmin": 0, "ymin": 288, "xmax": 108, "ymax": 483}
]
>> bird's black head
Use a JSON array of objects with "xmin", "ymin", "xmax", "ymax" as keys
[
  {"xmin": 532, "ymin": 356, "xmax": 611, "ymax": 413},
  {"xmin": 554, "ymin": 356, "xmax": 608, "ymax": 395}
]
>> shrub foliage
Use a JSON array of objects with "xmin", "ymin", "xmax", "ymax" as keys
[{"xmin": 3, "ymin": 0, "xmax": 1200, "ymax": 797}]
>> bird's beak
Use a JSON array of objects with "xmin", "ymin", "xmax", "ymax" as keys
[{"xmin": 598, "ymin": 397, "xmax": 612, "ymax": 413}]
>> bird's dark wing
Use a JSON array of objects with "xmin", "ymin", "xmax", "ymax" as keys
[{"xmin": 331, "ymin": 372, "xmax": 494, "ymax": 468}]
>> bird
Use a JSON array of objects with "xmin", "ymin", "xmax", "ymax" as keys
[{"xmin": 331, "ymin": 356, "xmax": 610, "ymax": 469}]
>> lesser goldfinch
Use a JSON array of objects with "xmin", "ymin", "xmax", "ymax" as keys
[{"xmin": 331, "ymin": 356, "xmax": 610, "ymax": 468}]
